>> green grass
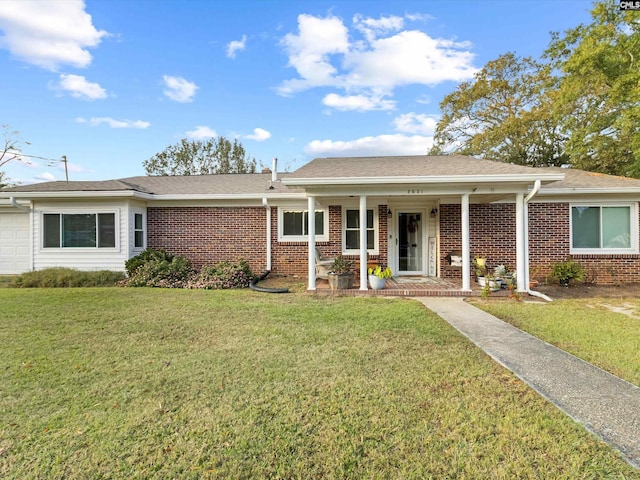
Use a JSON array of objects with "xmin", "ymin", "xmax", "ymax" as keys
[
  {"xmin": 472, "ymin": 298, "xmax": 640, "ymax": 387},
  {"xmin": 1, "ymin": 289, "xmax": 638, "ymax": 479}
]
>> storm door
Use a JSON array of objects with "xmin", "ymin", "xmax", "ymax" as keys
[{"xmin": 396, "ymin": 212, "xmax": 424, "ymax": 275}]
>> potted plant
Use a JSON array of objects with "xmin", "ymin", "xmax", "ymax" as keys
[
  {"xmin": 368, "ymin": 265, "xmax": 392, "ymax": 290},
  {"xmin": 327, "ymin": 255, "xmax": 355, "ymax": 290},
  {"xmin": 473, "ymin": 255, "xmax": 488, "ymax": 281},
  {"xmin": 493, "ymin": 264, "xmax": 511, "ymax": 288}
]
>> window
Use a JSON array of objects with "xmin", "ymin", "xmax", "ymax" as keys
[
  {"xmin": 43, "ymin": 213, "xmax": 116, "ymax": 248},
  {"xmin": 571, "ymin": 205, "xmax": 636, "ymax": 252},
  {"xmin": 278, "ymin": 208, "xmax": 328, "ymax": 242},
  {"xmin": 343, "ymin": 208, "xmax": 376, "ymax": 253},
  {"xmin": 134, "ymin": 213, "xmax": 144, "ymax": 248}
]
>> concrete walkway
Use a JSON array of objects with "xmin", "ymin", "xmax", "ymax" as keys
[{"xmin": 416, "ymin": 297, "xmax": 640, "ymax": 469}]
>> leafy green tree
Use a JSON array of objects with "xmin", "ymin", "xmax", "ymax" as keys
[
  {"xmin": 544, "ymin": 0, "xmax": 640, "ymax": 177},
  {"xmin": 143, "ymin": 136, "xmax": 257, "ymax": 176},
  {"xmin": 430, "ymin": 53, "xmax": 568, "ymax": 167}
]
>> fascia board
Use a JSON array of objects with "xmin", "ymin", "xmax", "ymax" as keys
[
  {"xmin": 282, "ymin": 173, "xmax": 565, "ymax": 186},
  {"xmin": 1, "ymin": 191, "xmax": 307, "ymax": 201},
  {"xmin": 0, "ymin": 190, "xmax": 146, "ymax": 199},
  {"xmin": 538, "ymin": 188, "xmax": 640, "ymax": 195}
]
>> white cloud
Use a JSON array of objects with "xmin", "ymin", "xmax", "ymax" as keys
[
  {"xmin": 186, "ymin": 126, "xmax": 217, "ymax": 139},
  {"xmin": 53, "ymin": 73, "xmax": 107, "ymax": 100},
  {"xmin": 322, "ymin": 93, "xmax": 395, "ymax": 112},
  {"xmin": 415, "ymin": 94, "xmax": 431, "ymax": 105},
  {"xmin": 34, "ymin": 172, "xmax": 56, "ymax": 181},
  {"xmin": 0, "ymin": 0, "xmax": 108, "ymax": 71},
  {"xmin": 245, "ymin": 128, "xmax": 271, "ymax": 141},
  {"xmin": 162, "ymin": 75, "xmax": 198, "ymax": 103},
  {"xmin": 226, "ymin": 35, "xmax": 247, "ymax": 58},
  {"xmin": 278, "ymin": 13, "xmax": 477, "ymax": 109},
  {"xmin": 76, "ymin": 117, "xmax": 150, "ymax": 129},
  {"xmin": 278, "ymin": 14, "xmax": 349, "ymax": 96},
  {"xmin": 393, "ymin": 113, "xmax": 438, "ymax": 135},
  {"xmin": 353, "ymin": 14, "xmax": 404, "ymax": 42},
  {"xmin": 305, "ymin": 134, "xmax": 433, "ymax": 157}
]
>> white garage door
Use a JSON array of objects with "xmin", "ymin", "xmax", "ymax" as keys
[{"xmin": 0, "ymin": 212, "xmax": 30, "ymax": 274}]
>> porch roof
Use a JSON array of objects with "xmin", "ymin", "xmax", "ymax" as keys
[{"xmin": 283, "ymin": 155, "xmax": 565, "ymax": 188}]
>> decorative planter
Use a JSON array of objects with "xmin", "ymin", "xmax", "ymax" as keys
[
  {"xmin": 368, "ymin": 275, "xmax": 387, "ymax": 290},
  {"xmin": 477, "ymin": 276, "xmax": 500, "ymax": 291},
  {"xmin": 328, "ymin": 272, "xmax": 354, "ymax": 290}
]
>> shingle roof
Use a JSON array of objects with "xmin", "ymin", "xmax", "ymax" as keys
[
  {"xmin": 2, "ymin": 172, "xmax": 301, "ymax": 196},
  {"xmin": 538, "ymin": 167, "xmax": 640, "ymax": 191},
  {"xmin": 288, "ymin": 155, "xmax": 557, "ymax": 179}
]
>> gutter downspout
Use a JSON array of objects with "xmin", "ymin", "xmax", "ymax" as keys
[
  {"xmin": 523, "ymin": 180, "xmax": 552, "ymax": 301},
  {"xmin": 262, "ymin": 198, "xmax": 272, "ymax": 271},
  {"xmin": 10, "ymin": 196, "xmax": 31, "ymax": 211}
]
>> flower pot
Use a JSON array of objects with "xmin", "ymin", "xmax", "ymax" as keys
[
  {"xmin": 529, "ymin": 280, "xmax": 539, "ymax": 289},
  {"xmin": 368, "ymin": 275, "xmax": 386, "ymax": 290},
  {"xmin": 477, "ymin": 276, "xmax": 500, "ymax": 291},
  {"xmin": 328, "ymin": 272, "xmax": 354, "ymax": 290}
]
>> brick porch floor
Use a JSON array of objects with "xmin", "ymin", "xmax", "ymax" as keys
[{"xmin": 313, "ymin": 276, "xmax": 514, "ymax": 297}]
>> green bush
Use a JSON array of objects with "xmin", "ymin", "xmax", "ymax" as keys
[
  {"xmin": 124, "ymin": 255, "xmax": 194, "ymax": 288},
  {"xmin": 125, "ymin": 248, "xmax": 175, "ymax": 276},
  {"xmin": 12, "ymin": 268, "xmax": 125, "ymax": 288},
  {"xmin": 187, "ymin": 259, "xmax": 255, "ymax": 289},
  {"xmin": 551, "ymin": 259, "xmax": 585, "ymax": 286}
]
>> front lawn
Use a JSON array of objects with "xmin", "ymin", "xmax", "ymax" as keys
[
  {"xmin": 1, "ymin": 289, "xmax": 637, "ymax": 478},
  {"xmin": 473, "ymin": 298, "xmax": 640, "ymax": 387}
]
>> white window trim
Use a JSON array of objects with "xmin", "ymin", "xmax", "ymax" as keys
[
  {"xmin": 40, "ymin": 210, "xmax": 120, "ymax": 251},
  {"xmin": 277, "ymin": 206, "xmax": 329, "ymax": 243},
  {"xmin": 342, "ymin": 206, "xmax": 379, "ymax": 255},
  {"xmin": 569, "ymin": 202, "xmax": 638, "ymax": 254},
  {"xmin": 133, "ymin": 211, "xmax": 146, "ymax": 250}
]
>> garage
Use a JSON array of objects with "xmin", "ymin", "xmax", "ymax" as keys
[{"xmin": 0, "ymin": 211, "xmax": 30, "ymax": 274}]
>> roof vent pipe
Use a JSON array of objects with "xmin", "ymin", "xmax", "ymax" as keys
[{"xmin": 272, "ymin": 158, "xmax": 278, "ymax": 182}]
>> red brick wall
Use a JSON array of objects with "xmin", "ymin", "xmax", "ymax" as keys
[
  {"xmin": 440, "ymin": 202, "xmax": 640, "ymax": 285},
  {"xmin": 147, "ymin": 207, "xmax": 268, "ymax": 272},
  {"xmin": 148, "ymin": 204, "xmax": 389, "ymax": 277},
  {"xmin": 529, "ymin": 202, "xmax": 640, "ymax": 285}
]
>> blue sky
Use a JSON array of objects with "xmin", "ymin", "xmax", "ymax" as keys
[{"xmin": 0, "ymin": 0, "xmax": 594, "ymax": 184}]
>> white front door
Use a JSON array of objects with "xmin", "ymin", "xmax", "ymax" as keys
[{"xmin": 396, "ymin": 211, "xmax": 425, "ymax": 275}]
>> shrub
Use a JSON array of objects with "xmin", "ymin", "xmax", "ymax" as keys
[
  {"xmin": 125, "ymin": 248, "xmax": 175, "ymax": 276},
  {"xmin": 551, "ymin": 259, "xmax": 585, "ymax": 286},
  {"xmin": 12, "ymin": 268, "xmax": 125, "ymax": 288},
  {"xmin": 186, "ymin": 259, "xmax": 255, "ymax": 290},
  {"xmin": 124, "ymin": 255, "xmax": 194, "ymax": 288}
]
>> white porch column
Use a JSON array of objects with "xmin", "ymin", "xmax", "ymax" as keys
[
  {"xmin": 307, "ymin": 196, "xmax": 316, "ymax": 291},
  {"xmin": 359, "ymin": 195, "xmax": 368, "ymax": 290},
  {"xmin": 515, "ymin": 193, "xmax": 526, "ymax": 292},
  {"xmin": 461, "ymin": 193, "xmax": 471, "ymax": 291}
]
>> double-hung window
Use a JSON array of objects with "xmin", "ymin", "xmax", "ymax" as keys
[
  {"xmin": 571, "ymin": 204, "xmax": 637, "ymax": 253},
  {"xmin": 134, "ymin": 213, "xmax": 144, "ymax": 248},
  {"xmin": 343, "ymin": 208, "xmax": 377, "ymax": 254},
  {"xmin": 43, "ymin": 213, "xmax": 116, "ymax": 248},
  {"xmin": 278, "ymin": 208, "xmax": 328, "ymax": 242}
]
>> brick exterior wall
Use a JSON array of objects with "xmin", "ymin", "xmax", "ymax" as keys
[
  {"xmin": 440, "ymin": 202, "xmax": 640, "ymax": 285},
  {"xmin": 147, "ymin": 204, "xmax": 389, "ymax": 278}
]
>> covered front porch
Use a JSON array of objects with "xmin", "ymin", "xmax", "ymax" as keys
[{"xmin": 281, "ymin": 156, "xmax": 565, "ymax": 294}]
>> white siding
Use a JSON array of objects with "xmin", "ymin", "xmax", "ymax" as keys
[
  {"xmin": 0, "ymin": 211, "xmax": 31, "ymax": 274},
  {"xmin": 32, "ymin": 199, "xmax": 133, "ymax": 272}
]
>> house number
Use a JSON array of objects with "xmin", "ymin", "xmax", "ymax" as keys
[{"xmin": 407, "ymin": 189, "xmax": 424, "ymax": 194}]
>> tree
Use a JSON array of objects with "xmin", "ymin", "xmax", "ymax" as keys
[
  {"xmin": 143, "ymin": 136, "xmax": 257, "ymax": 176},
  {"xmin": 0, "ymin": 124, "xmax": 31, "ymax": 187},
  {"xmin": 544, "ymin": 0, "xmax": 640, "ymax": 177},
  {"xmin": 430, "ymin": 53, "xmax": 569, "ymax": 167}
]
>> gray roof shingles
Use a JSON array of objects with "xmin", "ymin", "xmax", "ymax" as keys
[{"xmin": 3, "ymin": 156, "xmax": 640, "ymax": 195}]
